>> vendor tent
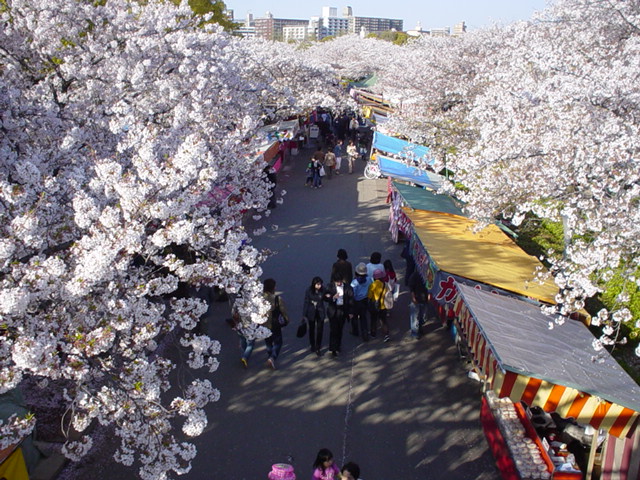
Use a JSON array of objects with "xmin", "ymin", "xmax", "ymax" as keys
[
  {"xmin": 388, "ymin": 180, "xmax": 464, "ymax": 242},
  {"xmin": 378, "ymin": 155, "xmax": 444, "ymax": 190},
  {"xmin": 392, "ymin": 181, "xmax": 464, "ymax": 216},
  {"xmin": 454, "ymin": 283, "xmax": 640, "ymax": 438},
  {"xmin": 404, "ymin": 208, "xmax": 558, "ymax": 304},
  {"xmin": 372, "ymin": 132, "xmax": 431, "ymax": 162}
]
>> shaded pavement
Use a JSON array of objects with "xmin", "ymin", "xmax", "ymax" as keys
[{"xmin": 91, "ymin": 141, "xmax": 500, "ymax": 480}]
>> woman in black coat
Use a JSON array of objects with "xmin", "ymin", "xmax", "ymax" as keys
[
  {"xmin": 303, "ymin": 276, "xmax": 327, "ymax": 356},
  {"xmin": 324, "ymin": 272, "xmax": 355, "ymax": 357}
]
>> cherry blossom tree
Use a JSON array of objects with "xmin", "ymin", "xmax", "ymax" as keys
[
  {"xmin": 244, "ymin": 11, "xmax": 640, "ymax": 356},
  {"xmin": 306, "ymin": 0, "xmax": 640, "ymax": 353},
  {"xmin": 0, "ymin": 0, "xmax": 344, "ymax": 477}
]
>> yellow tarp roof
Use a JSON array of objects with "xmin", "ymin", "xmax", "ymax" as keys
[{"xmin": 405, "ymin": 208, "xmax": 558, "ymax": 304}]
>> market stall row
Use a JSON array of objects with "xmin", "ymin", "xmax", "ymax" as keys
[{"xmin": 386, "ymin": 180, "xmax": 640, "ymax": 480}]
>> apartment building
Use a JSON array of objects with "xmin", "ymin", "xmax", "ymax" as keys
[{"xmin": 254, "ymin": 12, "xmax": 309, "ymax": 41}]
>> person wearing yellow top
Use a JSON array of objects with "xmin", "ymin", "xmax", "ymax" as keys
[{"xmin": 367, "ymin": 269, "xmax": 390, "ymax": 342}]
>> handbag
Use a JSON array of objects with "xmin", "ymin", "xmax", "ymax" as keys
[
  {"xmin": 296, "ymin": 320, "xmax": 308, "ymax": 338},
  {"xmin": 319, "ymin": 165, "xmax": 326, "ymax": 177},
  {"xmin": 273, "ymin": 295, "xmax": 288, "ymax": 326}
]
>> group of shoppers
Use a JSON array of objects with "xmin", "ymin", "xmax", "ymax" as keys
[
  {"xmin": 305, "ymin": 139, "xmax": 361, "ymax": 188},
  {"xmin": 231, "ymin": 244, "xmax": 435, "ymax": 370},
  {"xmin": 303, "ymin": 249, "xmax": 399, "ymax": 358}
]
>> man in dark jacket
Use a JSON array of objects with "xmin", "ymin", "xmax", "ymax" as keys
[
  {"xmin": 330, "ymin": 248, "xmax": 353, "ymax": 285},
  {"xmin": 324, "ymin": 272, "xmax": 355, "ymax": 357}
]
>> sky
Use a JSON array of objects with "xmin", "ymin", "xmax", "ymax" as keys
[{"xmin": 225, "ymin": 0, "xmax": 550, "ymax": 32}]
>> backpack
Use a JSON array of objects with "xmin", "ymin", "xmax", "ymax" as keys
[{"xmin": 383, "ymin": 280, "xmax": 395, "ymax": 309}]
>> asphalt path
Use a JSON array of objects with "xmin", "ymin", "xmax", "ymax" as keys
[{"xmin": 89, "ymin": 142, "xmax": 500, "ymax": 480}]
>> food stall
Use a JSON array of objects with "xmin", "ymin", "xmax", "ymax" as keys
[
  {"xmin": 0, "ymin": 440, "xmax": 29, "ymax": 480},
  {"xmin": 388, "ymin": 180, "xmax": 465, "ymax": 242},
  {"xmin": 399, "ymin": 207, "xmax": 559, "ymax": 326},
  {"xmin": 453, "ymin": 283, "xmax": 640, "ymax": 480}
]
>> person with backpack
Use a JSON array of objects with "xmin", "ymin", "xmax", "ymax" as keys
[
  {"xmin": 382, "ymin": 259, "xmax": 400, "ymax": 315},
  {"xmin": 263, "ymin": 278, "xmax": 289, "ymax": 370}
]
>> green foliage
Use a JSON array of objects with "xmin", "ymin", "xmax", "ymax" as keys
[
  {"xmin": 514, "ymin": 216, "xmax": 565, "ymax": 262},
  {"xmin": 600, "ymin": 268, "xmax": 640, "ymax": 342},
  {"xmin": 367, "ymin": 31, "xmax": 411, "ymax": 45},
  {"xmin": 169, "ymin": 0, "xmax": 238, "ymax": 31}
]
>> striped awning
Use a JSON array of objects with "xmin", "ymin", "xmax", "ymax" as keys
[{"xmin": 454, "ymin": 284, "xmax": 640, "ymax": 438}]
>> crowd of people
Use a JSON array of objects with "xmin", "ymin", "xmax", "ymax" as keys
[
  {"xmin": 302, "ymin": 249, "xmax": 401, "ymax": 358},
  {"xmin": 303, "ymin": 110, "xmax": 372, "ymax": 188},
  {"xmin": 227, "ymin": 109, "xmax": 437, "ymax": 478}
]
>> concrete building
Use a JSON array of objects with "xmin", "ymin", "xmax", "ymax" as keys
[
  {"xmin": 315, "ymin": 6, "xmax": 402, "ymax": 39},
  {"xmin": 254, "ymin": 11, "xmax": 309, "ymax": 41},
  {"xmin": 349, "ymin": 15, "xmax": 403, "ymax": 35},
  {"xmin": 452, "ymin": 21, "xmax": 467, "ymax": 36},
  {"xmin": 283, "ymin": 24, "xmax": 312, "ymax": 41},
  {"xmin": 239, "ymin": 6, "xmax": 404, "ymax": 41},
  {"xmin": 234, "ymin": 12, "xmax": 256, "ymax": 37}
]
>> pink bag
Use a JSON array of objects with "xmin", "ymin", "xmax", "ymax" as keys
[{"xmin": 268, "ymin": 463, "xmax": 296, "ymax": 480}]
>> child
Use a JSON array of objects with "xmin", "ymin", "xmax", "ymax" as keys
[
  {"xmin": 312, "ymin": 448, "xmax": 340, "ymax": 480},
  {"xmin": 340, "ymin": 462, "xmax": 361, "ymax": 480},
  {"xmin": 305, "ymin": 160, "xmax": 314, "ymax": 187}
]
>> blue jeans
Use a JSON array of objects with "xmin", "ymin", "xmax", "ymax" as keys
[
  {"xmin": 410, "ymin": 302, "xmax": 427, "ymax": 337},
  {"xmin": 239, "ymin": 333, "xmax": 255, "ymax": 360},
  {"xmin": 313, "ymin": 171, "xmax": 322, "ymax": 187},
  {"xmin": 265, "ymin": 330, "xmax": 283, "ymax": 360}
]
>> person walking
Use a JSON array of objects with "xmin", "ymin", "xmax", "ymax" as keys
[
  {"xmin": 230, "ymin": 304, "xmax": 255, "ymax": 369},
  {"xmin": 367, "ymin": 269, "xmax": 390, "ymax": 342},
  {"xmin": 305, "ymin": 158, "xmax": 314, "ymax": 187},
  {"xmin": 330, "ymin": 248, "xmax": 353, "ymax": 285},
  {"xmin": 408, "ymin": 270, "xmax": 429, "ymax": 339},
  {"xmin": 346, "ymin": 140, "xmax": 358, "ymax": 174},
  {"xmin": 263, "ymin": 278, "xmax": 289, "ymax": 370},
  {"xmin": 324, "ymin": 272, "xmax": 354, "ymax": 357},
  {"xmin": 333, "ymin": 139, "xmax": 343, "ymax": 175},
  {"xmin": 324, "ymin": 148, "xmax": 336, "ymax": 178},
  {"xmin": 382, "ymin": 259, "xmax": 399, "ymax": 313},
  {"xmin": 311, "ymin": 155, "xmax": 324, "ymax": 189},
  {"xmin": 312, "ymin": 448, "xmax": 340, "ymax": 480},
  {"xmin": 348, "ymin": 115, "xmax": 359, "ymax": 140},
  {"xmin": 303, "ymin": 276, "xmax": 327, "ymax": 356},
  {"xmin": 350, "ymin": 262, "xmax": 372, "ymax": 340},
  {"xmin": 365, "ymin": 251, "xmax": 384, "ymax": 280}
]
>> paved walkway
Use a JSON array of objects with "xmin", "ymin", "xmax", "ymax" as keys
[{"xmin": 90, "ymin": 141, "xmax": 499, "ymax": 480}]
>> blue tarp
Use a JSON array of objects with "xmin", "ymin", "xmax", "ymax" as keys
[
  {"xmin": 372, "ymin": 132, "xmax": 432, "ymax": 164},
  {"xmin": 378, "ymin": 155, "xmax": 444, "ymax": 190}
]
